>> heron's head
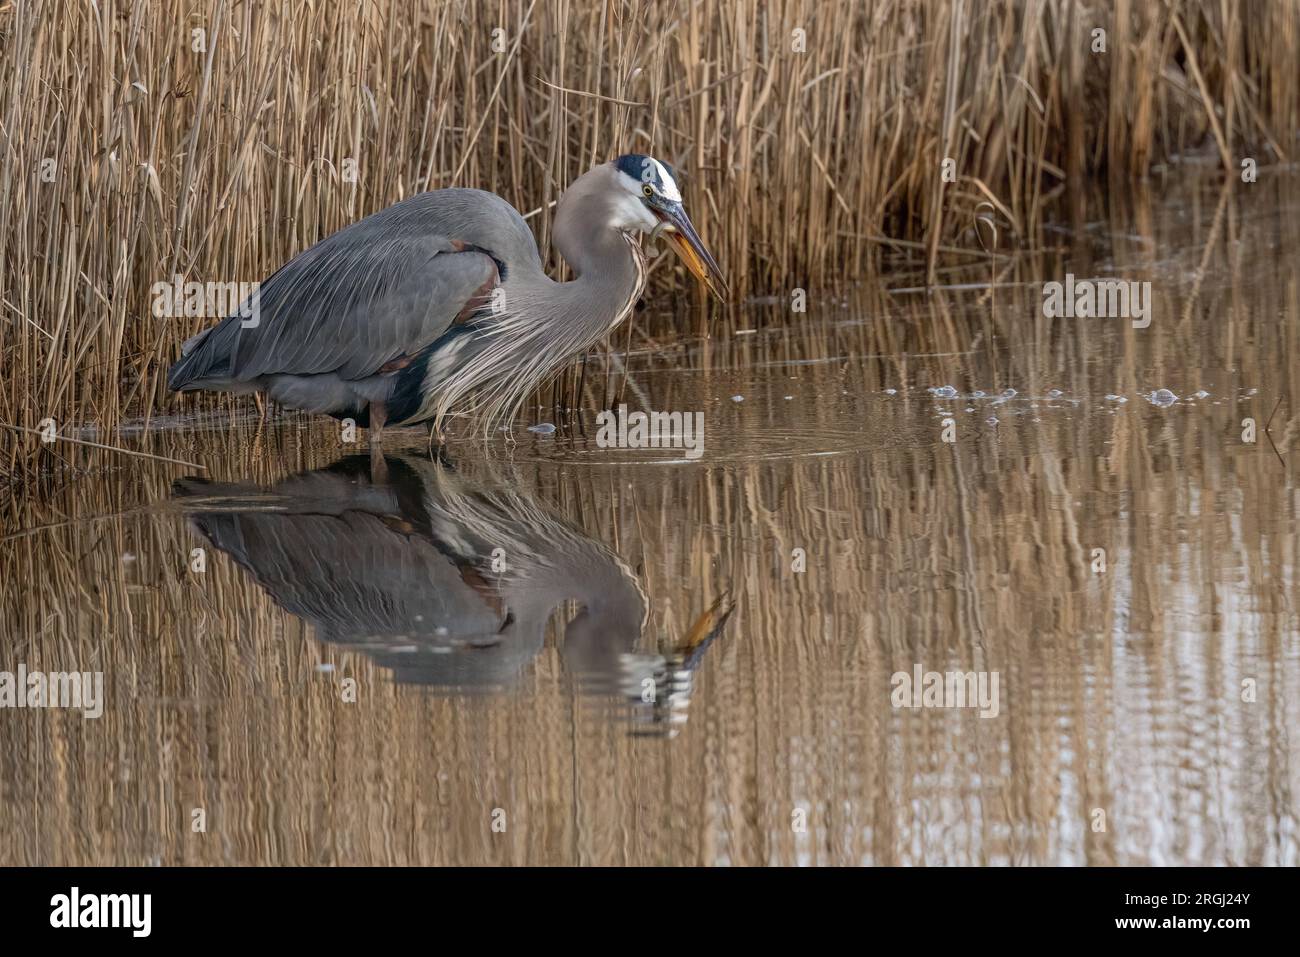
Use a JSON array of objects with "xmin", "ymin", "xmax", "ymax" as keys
[
  {"xmin": 557, "ymin": 154, "xmax": 727, "ymax": 301},
  {"xmin": 610, "ymin": 154, "xmax": 728, "ymax": 301}
]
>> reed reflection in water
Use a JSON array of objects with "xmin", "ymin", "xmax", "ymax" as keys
[{"xmin": 1, "ymin": 171, "xmax": 1298, "ymax": 865}]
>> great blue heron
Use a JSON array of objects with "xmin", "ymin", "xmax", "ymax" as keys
[
  {"xmin": 174, "ymin": 453, "xmax": 733, "ymax": 733},
  {"xmin": 167, "ymin": 155, "xmax": 727, "ymax": 444}
]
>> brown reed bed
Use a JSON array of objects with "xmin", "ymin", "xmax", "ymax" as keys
[{"xmin": 1, "ymin": 0, "xmax": 1297, "ymax": 476}]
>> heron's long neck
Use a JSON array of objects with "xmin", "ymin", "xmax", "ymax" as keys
[
  {"xmin": 551, "ymin": 211, "xmax": 646, "ymax": 339},
  {"xmin": 419, "ymin": 207, "xmax": 646, "ymax": 430},
  {"xmin": 510, "ymin": 536, "xmax": 647, "ymax": 674}
]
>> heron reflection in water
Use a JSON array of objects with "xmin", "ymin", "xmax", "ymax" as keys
[{"xmin": 173, "ymin": 454, "xmax": 732, "ymax": 735}]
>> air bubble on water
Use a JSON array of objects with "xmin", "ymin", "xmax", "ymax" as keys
[
  {"xmin": 1047, "ymin": 389, "xmax": 1063, "ymax": 398},
  {"xmin": 1001, "ymin": 388, "xmax": 1017, "ymax": 398},
  {"xmin": 731, "ymin": 395, "xmax": 745, "ymax": 402},
  {"xmin": 971, "ymin": 390, "xmax": 986, "ymax": 398},
  {"xmin": 965, "ymin": 407, "xmax": 975, "ymax": 413},
  {"xmin": 1193, "ymin": 390, "xmax": 1210, "ymax": 399},
  {"xmin": 986, "ymin": 416, "xmax": 999, "ymax": 425},
  {"xmin": 884, "ymin": 388, "xmax": 898, "ymax": 395},
  {"xmin": 784, "ymin": 395, "xmax": 794, "ymax": 400},
  {"xmin": 1148, "ymin": 389, "xmax": 1178, "ymax": 407},
  {"xmin": 930, "ymin": 385, "xmax": 958, "ymax": 398},
  {"xmin": 528, "ymin": 422, "xmax": 556, "ymax": 434}
]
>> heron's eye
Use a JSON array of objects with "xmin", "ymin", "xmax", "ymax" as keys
[{"xmin": 642, "ymin": 183, "xmax": 654, "ymax": 198}]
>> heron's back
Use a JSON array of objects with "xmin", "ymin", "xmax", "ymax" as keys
[{"xmin": 166, "ymin": 187, "xmax": 545, "ymax": 399}]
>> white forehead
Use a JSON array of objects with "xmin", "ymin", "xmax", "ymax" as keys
[{"xmin": 650, "ymin": 159, "xmax": 682, "ymax": 201}]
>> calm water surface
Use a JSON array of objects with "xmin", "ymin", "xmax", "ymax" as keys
[{"xmin": 2, "ymin": 171, "xmax": 1297, "ymax": 865}]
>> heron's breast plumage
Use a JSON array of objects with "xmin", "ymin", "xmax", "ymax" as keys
[{"xmin": 610, "ymin": 231, "xmax": 648, "ymax": 331}]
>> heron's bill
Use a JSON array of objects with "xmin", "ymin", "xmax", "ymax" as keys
[
  {"xmin": 656, "ymin": 207, "xmax": 729, "ymax": 302},
  {"xmin": 680, "ymin": 591, "xmax": 734, "ymax": 654}
]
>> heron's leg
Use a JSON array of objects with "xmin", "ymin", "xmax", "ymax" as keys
[
  {"xmin": 249, "ymin": 391, "xmax": 270, "ymax": 458},
  {"xmin": 426, "ymin": 419, "xmax": 446, "ymax": 455},
  {"xmin": 252, "ymin": 391, "xmax": 272, "ymax": 438},
  {"xmin": 369, "ymin": 401, "xmax": 388, "ymax": 480},
  {"xmin": 369, "ymin": 401, "xmax": 387, "ymax": 446}
]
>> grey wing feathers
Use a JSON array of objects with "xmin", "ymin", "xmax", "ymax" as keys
[
  {"xmin": 184, "ymin": 507, "xmax": 503, "ymax": 645},
  {"xmin": 168, "ymin": 189, "xmax": 541, "ymax": 389}
]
